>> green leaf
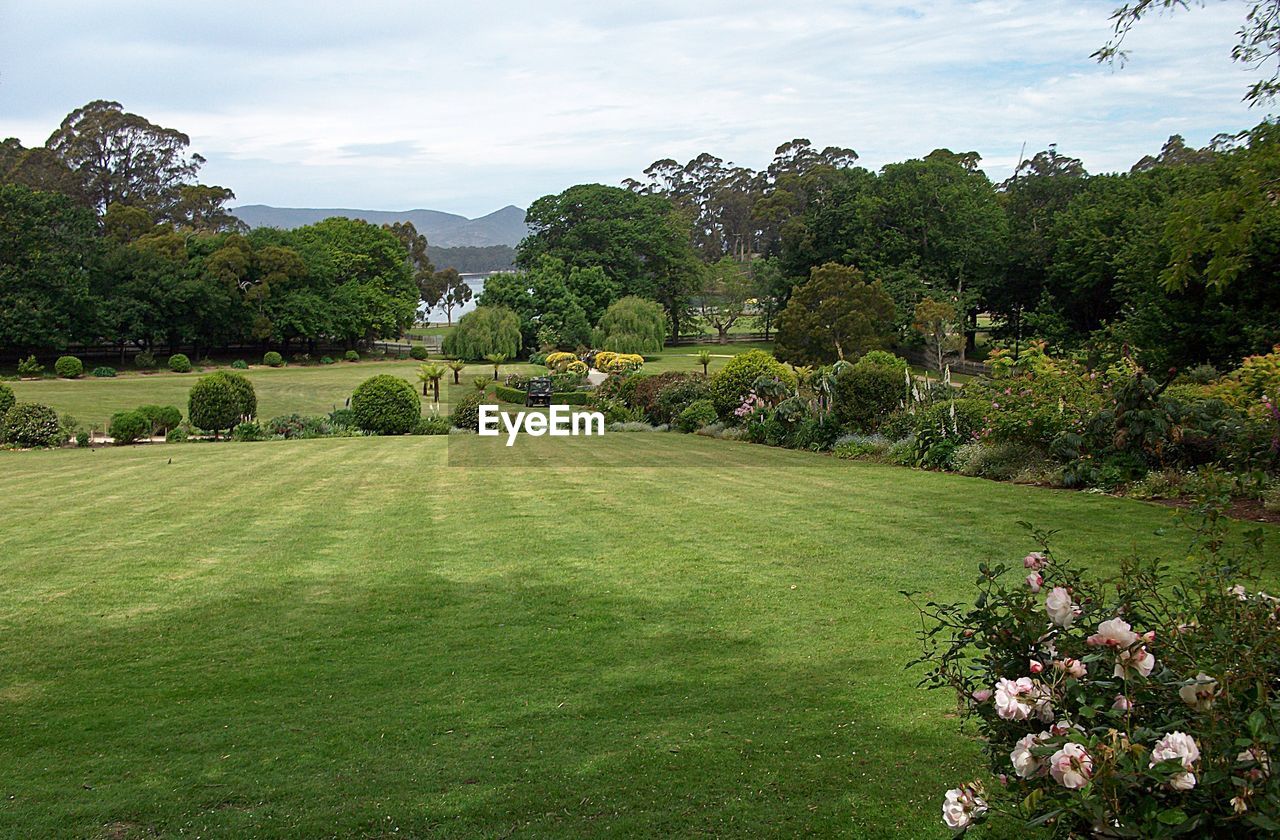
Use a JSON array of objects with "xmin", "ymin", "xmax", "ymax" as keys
[{"xmin": 1157, "ymin": 808, "xmax": 1187, "ymax": 826}]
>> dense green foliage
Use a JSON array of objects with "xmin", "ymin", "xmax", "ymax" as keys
[
  {"xmin": 53, "ymin": 355, "xmax": 83, "ymax": 378},
  {"xmin": 108, "ymin": 410, "xmax": 149, "ymax": 444},
  {"xmin": 775, "ymin": 263, "xmax": 896, "ymax": 365},
  {"xmin": 593, "ymin": 296, "xmax": 667, "ymax": 355},
  {"xmin": 187, "ymin": 371, "xmax": 256, "ymax": 434},
  {"xmin": 0, "ymin": 402, "xmax": 62, "ymax": 447},
  {"xmin": 167, "ymin": 353, "xmax": 191, "ymax": 373},
  {"xmin": 263, "ymin": 351, "xmax": 284, "ymax": 367},
  {"xmin": 676, "ymin": 399, "xmax": 718, "ymax": 432},
  {"xmin": 449, "ymin": 391, "xmax": 484, "ymax": 430},
  {"xmin": 442, "ymin": 306, "xmax": 522, "ymax": 360},
  {"xmin": 350, "ymin": 374, "xmax": 420, "ymax": 435},
  {"xmin": 831, "ymin": 362, "xmax": 907, "ymax": 432},
  {"xmin": 0, "ymin": 382, "xmax": 14, "ymax": 416},
  {"xmin": 137, "ymin": 404, "xmax": 182, "ymax": 435},
  {"xmin": 709, "ymin": 349, "xmax": 797, "ymax": 417}
]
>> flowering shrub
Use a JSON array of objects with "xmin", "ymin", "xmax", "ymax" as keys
[
  {"xmin": 545, "ymin": 351, "xmax": 577, "ymax": 371},
  {"xmin": 911, "ymin": 501, "xmax": 1280, "ymax": 836}
]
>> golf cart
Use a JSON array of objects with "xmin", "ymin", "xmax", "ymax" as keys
[{"xmin": 525, "ymin": 376, "xmax": 553, "ymax": 407}]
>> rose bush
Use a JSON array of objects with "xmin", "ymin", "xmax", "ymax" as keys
[{"xmin": 910, "ymin": 496, "xmax": 1280, "ymax": 837}]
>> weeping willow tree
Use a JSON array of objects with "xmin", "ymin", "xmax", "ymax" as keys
[
  {"xmin": 592, "ymin": 296, "xmax": 666, "ymax": 355},
  {"xmin": 442, "ymin": 306, "xmax": 522, "ymax": 360}
]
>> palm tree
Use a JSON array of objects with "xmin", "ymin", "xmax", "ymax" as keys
[
  {"xmin": 446, "ymin": 359, "xmax": 466, "ymax": 384},
  {"xmin": 418, "ymin": 363, "xmax": 446, "ymax": 402},
  {"xmin": 485, "ymin": 352, "xmax": 508, "ymax": 382},
  {"xmin": 696, "ymin": 350, "xmax": 712, "ymax": 377},
  {"xmin": 472, "ymin": 375, "xmax": 492, "ymax": 392}
]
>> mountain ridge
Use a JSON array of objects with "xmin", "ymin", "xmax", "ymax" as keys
[{"xmin": 230, "ymin": 204, "xmax": 528, "ymax": 248}]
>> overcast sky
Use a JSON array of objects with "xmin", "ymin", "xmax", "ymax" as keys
[{"xmin": 0, "ymin": 1, "xmax": 1264, "ymax": 218}]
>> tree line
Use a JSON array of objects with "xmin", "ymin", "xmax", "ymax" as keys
[{"xmin": 0, "ymin": 101, "xmax": 464, "ymax": 357}]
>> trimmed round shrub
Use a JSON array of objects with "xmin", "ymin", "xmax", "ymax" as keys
[
  {"xmin": 167, "ymin": 426, "xmax": 188, "ymax": 443},
  {"xmin": 231, "ymin": 359, "xmax": 249, "ymax": 369},
  {"xmin": 831, "ymin": 363, "xmax": 905, "ymax": 432},
  {"xmin": 676, "ymin": 399, "xmax": 718, "ymax": 433},
  {"xmin": 855, "ymin": 350, "xmax": 909, "ymax": 372},
  {"xmin": 1, "ymin": 402, "xmax": 62, "ymax": 447},
  {"xmin": 450, "ymin": 391, "xmax": 484, "ymax": 431},
  {"xmin": 351, "ymin": 374, "xmax": 421, "ymax": 435},
  {"xmin": 0, "ymin": 382, "xmax": 14, "ymax": 417},
  {"xmin": 410, "ymin": 345, "xmax": 429, "ymax": 361},
  {"xmin": 710, "ymin": 350, "xmax": 797, "ymax": 419},
  {"xmin": 188, "ymin": 371, "xmax": 257, "ymax": 434},
  {"xmin": 344, "ymin": 349, "xmax": 360, "ymax": 362},
  {"xmin": 263, "ymin": 351, "xmax": 284, "ymax": 368},
  {"xmin": 138, "ymin": 404, "xmax": 182, "ymax": 435},
  {"xmin": 92, "ymin": 366, "xmax": 117, "ymax": 377},
  {"xmin": 320, "ymin": 356, "xmax": 335, "ymax": 365},
  {"xmin": 109, "ymin": 410, "xmax": 149, "ymax": 445},
  {"xmin": 134, "ymin": 351, "xmax": 156, "ymax": 370},
  {"xmin": 167, "ymin": 353, "xmax": 192, "ymax": 373},
  {"xmin": 54, "ymin": 355, "xmax": 83, "ymax": 379}
]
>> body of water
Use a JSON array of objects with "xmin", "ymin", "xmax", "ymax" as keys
[{"xmin": 419, "ymin": 272, "xmax": 493, "ymax": 325}]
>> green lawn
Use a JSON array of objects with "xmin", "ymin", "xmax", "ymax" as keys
[{"xmin": 3, "ymin": 433, "xmax": 1269, "ymax": 838}]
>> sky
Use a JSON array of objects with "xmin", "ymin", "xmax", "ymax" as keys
[{"xmin": 0, "ymin": 0, "xmax": 1266, "ymax": 218}]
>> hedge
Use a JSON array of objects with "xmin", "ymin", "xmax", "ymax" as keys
[
  {"xmin": 495, "ymin": 385, "xmax": 526, "ymax": 404},
  {"xmin": 0, "ymin": 382, "xmax": 14, "ymax": 417},
  {"xmin": 109, "ymin": 411, "xmax": 150, "ymax": 445}
]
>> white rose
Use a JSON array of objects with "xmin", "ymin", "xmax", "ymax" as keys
[
  {"xmin": 942, "ymin": 785, "xmax": 987, "ymax": 830},
  {"xmin": 1113, "ymin": 645, "xmax": 1156, "ymax": 679},
  {"xmin": 1178, "ymin": 673, "xmax": 1217, "ymax": 711},
  {"xmin": 994, "ymin": 677, "xmax": 1034, "ymax": 721},
  {"xmin": 1011, "ymin": 732, "xmax": 1047, "ymax": 779},
  {"xmin": 1087, "ymin": 617, "xmax": 1138, "ymax": 648},
  {"xmin": 1045, "ymin": 587, "xmax": 1077, "ymax": 628},
  {"xmin": 1151, "ymin": 731, "xmax": 1200, "ymax": 790},
  {"xmin": 1049, "ymin": 742, "xmax": 1093, "ymax": 789}
]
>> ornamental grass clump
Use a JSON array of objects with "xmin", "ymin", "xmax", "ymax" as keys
[{"xmin": 910, "ymin": 494, "xmax": 1280, "ymax": 836}]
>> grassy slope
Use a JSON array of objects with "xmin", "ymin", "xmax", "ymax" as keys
[{"xmin": 4, "ymin": 433, "xmax": 1270, "ymax": 838}]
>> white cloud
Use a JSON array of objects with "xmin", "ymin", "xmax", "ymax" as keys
[{"xmin": 0, "ymin": 0, "xmax": 1263, "ymax": 215}]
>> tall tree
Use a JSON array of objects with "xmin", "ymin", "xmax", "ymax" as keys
[
  {"xmin": 46, "ymin": 100, "xmax": 204, "ymax": 215},
  {"xmin": 695, "ymin": 257, "xmax": 756, "ymax": 344},
  {"xmin": 0, "ymin": 185, "xmax": 98, "ymax": 352},
  {"xmin": 518, "ymin": 183, "xmax": 700, "ymax": 338},
  {"xmin": 167, "ymin": 184, "xmax": 245, "ymax": 233},
  {"xmin": 383, "ymin": 220, "xmax": 437, "ymax": 309},
  {"xmin": 436, "ymin": 268, "xmax": 472, "ymax": 325},
  {"xmin": 774, "ymin": 263, "xmax": 896, "ymax": 365}
]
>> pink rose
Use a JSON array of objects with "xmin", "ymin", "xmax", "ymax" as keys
[
  {"xmin": 1026, "ymin": 572, "xmax": 1043, "ymax": 593},
  {"xmin": 1049, "ymin": 743, "xmax": 1092, "ymax": 789}
]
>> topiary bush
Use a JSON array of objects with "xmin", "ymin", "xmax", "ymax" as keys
[
  {"xmin": 1, "ymin": 402, "xmax": 62, "ymax": 447},
  {"xmin": 54, "ymin": 355, "xmax": 83, "ymax": 379},
  {"xmin": 109, "ymin": 410, "xmax": 150, "ymax": 445},
  {"xmin": 351, "ymin": 374, "xmax": 421, "ymax": 435},
  {"xmin": 450, "ymin": 392, "xmax": 484, "ymax": 431},
  {"xmin": 92, "ymin": 366, "xmax": 117, "ymax": 377},
  {"xmin": 855, "ymin": 349, "xmax": 909, "ymax": 372},
  {"xmin": 831, "ymin": 362, "xmax": 906, "ymax": 432},
  {"xmin": 676, "ymin": 399, "xmax": 718, "ymax": 433},
  {"xmin": 231, "ymin": 359, "xmax": 249, "ymax": 369},
  {"xmin": 134, "ymin": 351, "xmax": 156, "ymax": 370},
  {"xmin": 344, "ymin": 349, "xmax": 360, "ymax": 362},
  {"xmin": 410, "ymin": 345, "xmax": 429, "ymax": 360},
  {"xmin": 263, "ymin": 351, "xmax": 284, "ymax": 368},
  {"xmin": 0, "ymin": 382, "xmax": 14, "ymax": 417},
  {"xmin": 188, "ymin": 371, "xmax": 257, "ymax": 435},
  {"xmin": 16, "ymin": 355, "xmax": 43, "ymax": 378},
  {"xmin": 710, "ymin": 350, "xmax": 797, "ymax": 419},
  {"xmin": 320, "ymin": 356, "xmax": 335, "ymax": 365},
  {"xmin": 137, "ymin": 404, "xmax": 182, "ymax": 435},
  {"xmin": 167, "ymin": 353, "xmax": 192, "ymax": 373}
]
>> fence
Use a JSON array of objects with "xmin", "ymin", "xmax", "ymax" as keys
[
  {"xmin": 667, "ymin": 332, "xmax": 771, "ymax": 346},
  {"xmin": 898, "ymin": 347, "xmax": 990, "ymax": 377}
]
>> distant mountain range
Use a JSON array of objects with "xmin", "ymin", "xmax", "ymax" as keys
[{"xmin": 230, "ymin": 204, "xmax": 528, "ymax": 248}]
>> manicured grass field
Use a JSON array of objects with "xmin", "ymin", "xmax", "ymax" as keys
[{"xmin": 4, "ymin": 433, "xmax": 1269, "ymax": 838}]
